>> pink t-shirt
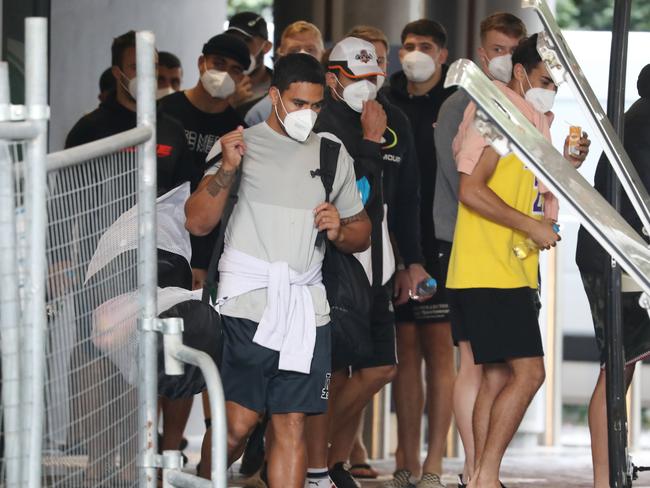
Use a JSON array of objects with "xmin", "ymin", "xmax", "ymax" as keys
[{"xmin": 452, "ymin": 80, "xmax": 559, "ymax": 220}]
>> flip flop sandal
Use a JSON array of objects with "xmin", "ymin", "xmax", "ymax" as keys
[{"xmin": 349, "ymin": 463, "xmax": 379, "ymax": 479}]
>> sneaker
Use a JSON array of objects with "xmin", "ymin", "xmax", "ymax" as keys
[
  {"xmin": 382, "ymin": 469, "xmax": 415, "ymax": 488},
  {"xmin": 329, "ymin": 462, "xmax": 361, "ymax": 488},
  {"xmin": 240, "ymin": 419, "xmax": 267, "ymax": 476},
  {"xmin": 416, "ymin": 473, "xmax": 446, "ymax": 488},
  {"xmin": 456, "ymin": 474, "xmax": 466, "ymax": 488}
]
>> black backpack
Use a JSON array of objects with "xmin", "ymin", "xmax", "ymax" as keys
[{"xmin": 316, "ymin": 138, "xmax": 373, "ymax": 367}]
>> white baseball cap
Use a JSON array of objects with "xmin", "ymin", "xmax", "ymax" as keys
[{"xmin": 328, "ymin": 37, "xmax": 384, "ymax": 78}]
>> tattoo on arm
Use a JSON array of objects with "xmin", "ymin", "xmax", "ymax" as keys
[
  {"xmin": 206, "ymin": 166, "xmax": 236, "ymax": 197},
  {"xmin": 340, "ymin": 209, "xmax": 368, "ymax": 226}
]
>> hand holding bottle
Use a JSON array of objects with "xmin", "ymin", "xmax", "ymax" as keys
[{"xmin": 514, "ymin": 219, "xmax": 560, "ymax": 259}]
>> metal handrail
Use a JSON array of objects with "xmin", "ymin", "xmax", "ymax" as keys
[
  {"xmin": 161, "ymin": 336, "xmax": 227, "ymax": 488},
  {"xmin": 46, "ymin": 126, "xmax": 152, "ymax": 172},
  {"xmin": 444, "ymin": 60, "xmax": 650, "ymax": 296}
]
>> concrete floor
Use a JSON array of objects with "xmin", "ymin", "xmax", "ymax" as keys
[{"xmin": 216, "ymin": 446, "xmax": 650, "ymax": 488}]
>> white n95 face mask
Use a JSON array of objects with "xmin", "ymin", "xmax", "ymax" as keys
[
  {"xmin": 401, "ymin": 50, "xmax": 436, "ymax": 82},
  {"xmin": 275, "ymin": 92, "xmax": 317, "ymax": 142},
  {"xmin": 488, "ymin": 54, "xmax": 513, "ymax": 83},
  {"xmin": 201, "ymin": 63, "xmax": 236, "ymax": 99},
  {"xmin": 156, "ymin": 86, "xmax": 175, "ymax": 100},
  {"xmin": 119, "ymin": 70, "xmax": 138, "ymax": 100},
  {"xmin": 337, "ymin": 78, "xmax": 377, "ymax": 112},
  {"xmin": 522, "ymin": 71, "xmax": 556, "ymax": 113}
]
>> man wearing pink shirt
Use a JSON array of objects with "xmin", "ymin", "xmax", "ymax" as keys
[{"xmin": 448, "ymin": 34, "xmax": 589, "ymax": 488}]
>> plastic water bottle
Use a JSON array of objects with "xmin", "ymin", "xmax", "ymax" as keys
[
  {"xmin": 409, "ymin": 277, "xmax": 437, "ymax": 300},
  {"xmin": 513, "ymin": 223, "xmax": 560, "ymax": 259}
]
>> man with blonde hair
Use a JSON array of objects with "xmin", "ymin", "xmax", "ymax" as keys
[
  {"xmin": 433, "ymin": 12, "xmax": 526, "ymax": 487},
  {"xmin": 244, "ymin": 20, "xmax": 324, "ymax": 126}
]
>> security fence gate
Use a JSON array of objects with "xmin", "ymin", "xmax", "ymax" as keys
[{"xmin": 0, "ymin": 19, "xmax": 225, "ymax": 488}]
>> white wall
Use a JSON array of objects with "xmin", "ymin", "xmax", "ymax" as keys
[{"xmin": 49, "ymin": 0, "xmax": 227, "ymax": 150}]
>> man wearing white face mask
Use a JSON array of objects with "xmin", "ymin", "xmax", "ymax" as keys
[
  {"xmin": 158, "ymin": 34, "xmax": 252, "ymax": 459},
  {"xmin": 226, "ymin": 11, "xmax": 273, "ymax": 117},
  {"xmin": 159, "ymin": 33, "xmax": 250, "ymax": 288},
  {"xmin": 308, "ymin": 36, "xmax": 426, "ymax": 488},
  {"xmin": 157, "ymin": 51, "xmax": 183, "ymax": 99},
  {"xmin": 186, "ymin": 53, "xmax": 371, "ymax": 486},
  {"xmin": 448, "ymin": 34, "xmax": 588, "ymax": 488},
  {"xmin": 244, "ymin": 20, "xmax": 325, "ymax": 127},
  {"xmin": 433, "ymin": 13, "xmax": 526, "ymax": 487},
  {"xmin": 67, "ymin": 30, "xmax": 195, "ymax": 195},
  {"xmin": 64, "ymin": 30, "xmax": 198, "ymax": 474},
  {"xmin": 380, "ymin": 19, "xmax": 456, "ymax": 488}
]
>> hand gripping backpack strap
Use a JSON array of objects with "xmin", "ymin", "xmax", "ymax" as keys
[
  {"xmin": 201, "ymin": 154, "xmax": 243, "ymax": 303},
  {"xmin": 314, "ymin": 137, "xmax": 341, "ymax": 246}
]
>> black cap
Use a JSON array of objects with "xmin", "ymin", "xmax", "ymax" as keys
[
  {"xmin": 227, "ymin": 12, "xmax": 268, "ymax": 40},
  {"xmin": 638, "ymin": 64, "xmax": 650, "ymax": 99},
  {"xmin": 202, "ymin": 34, "xmax": 251, "ymax": 70}
]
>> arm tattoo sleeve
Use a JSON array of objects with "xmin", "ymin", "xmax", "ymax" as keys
[
  {"xmin": 206, "ymin": 166, "xmax": 236, "ymax": 197},
  {"xmin": 340, "ymin": 209, "xmax": 368, "ymax": 226}
]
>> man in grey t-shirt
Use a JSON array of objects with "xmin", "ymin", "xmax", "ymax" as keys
[{"xmin": 185, "ymin": 54, "xmax": 371, "ymax": 488}]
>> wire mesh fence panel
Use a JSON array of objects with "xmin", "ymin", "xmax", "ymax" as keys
[
  {"xmin": 42, "ymin": 149, "xmax": 140, "ymax": 488},
  {"xmin": 0, "ymin": 140, "xmax": 29, "ymax": 487}
]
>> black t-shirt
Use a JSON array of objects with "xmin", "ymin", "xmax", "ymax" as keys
[
  {"xmin": 576, "ymin": 96, "xmax": 650, "ymax": 274},
  {"xmin": 158, "ymin": 91, "xmax": 245, "ymax": 270},
  {"xmin": 65, "ymin": 94, "xmax": 196, "ymax": 195},
  {"xmin": 159, "ymin": 91, "xmax": 245, "ymax": 178},
  {"xmin": 315, "ymin": 92, "xmax": 424, "ymax": 286},
  {"xmin": 382, "ymin": 67, "xmax": 456, "ymax": 259}
]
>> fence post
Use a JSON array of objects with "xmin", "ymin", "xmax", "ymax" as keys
[
  {"xmin": 23, "ymin": 17, "xmax": 49, "ymax": 488},
  {"xmin": 136, "ymin": 30, "xmax": 159, "ymax": 488},
  {"xmin": 0, "ymin": 60, "xmax": 22, "ymax": 486}
]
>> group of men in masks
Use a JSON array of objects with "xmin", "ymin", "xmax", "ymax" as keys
[{"xmin": 65, "ymin": 7, "xmax": 650, "ymax": 488}]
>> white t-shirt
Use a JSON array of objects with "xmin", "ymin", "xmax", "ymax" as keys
[{"xmin": 205, "ymin": 122, "xmax": 364, "ymax": 325}]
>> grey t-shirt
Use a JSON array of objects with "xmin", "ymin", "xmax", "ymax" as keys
[
  {"xmin": 433, "ymin": 89, "xmax": 470, "ymax": 243},
  {"xmin": 205, "ymin": 122, "xmax": 364, "ymax": 326}
]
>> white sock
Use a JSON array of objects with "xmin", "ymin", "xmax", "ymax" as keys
[{"xmin": 305, "ymin": 467, "xmax": 331, "ymax": 488}]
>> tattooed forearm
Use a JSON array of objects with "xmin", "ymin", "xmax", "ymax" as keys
[
  {"xmin": 340, "ymin": 209, "xmax": 368, "ymax": 226},
  {"xmin": 206, "ymin": 166, "xmax": 236, "ymax": 197}
]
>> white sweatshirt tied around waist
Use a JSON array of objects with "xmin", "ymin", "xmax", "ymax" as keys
[{"xmin": 217, "ymin": 247, "xmax": 324, "ymax": 374}]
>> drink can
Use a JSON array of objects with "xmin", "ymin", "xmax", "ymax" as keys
[{"xmin": 568, "ymin": 126, "xmax": 581, "ymax": 157}]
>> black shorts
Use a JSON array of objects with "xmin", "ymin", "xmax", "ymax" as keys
[
  {"xmin": 395, "ymin": 240, "xmax": 451, "ymax": 324},
  {"xmin": 220, "ymin": 316, "xmax": 332, "ymax": 415},
  {"xmin": 448, "ymin": 287, "xmax": 543, "ymax": 364},
  {"xmin": 332, "ymin": 284, "xmax": 397, "ymax": 371},
  {"xmin": 581, "ymin": 271, "xmax": 650, "ymax": 366}
]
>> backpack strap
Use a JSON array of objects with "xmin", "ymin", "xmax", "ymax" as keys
[
  {"xmin": 314, "ymin": 137, "xmax": 341, "ymax": 246},
  {"xmin": 201, "ymin": 156, "xmax": 243, "ymax": 304}
]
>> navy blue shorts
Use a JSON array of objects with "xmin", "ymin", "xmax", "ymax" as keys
[{"xmin": 220, "ymin": 315, "xmax": 332, "ymax": 415}]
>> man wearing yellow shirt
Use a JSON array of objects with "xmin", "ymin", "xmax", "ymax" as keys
[{"xmin": 448, "ymin": 34, "xmax": 588, "ymax": 488}]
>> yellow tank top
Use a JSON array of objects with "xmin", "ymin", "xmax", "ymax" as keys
[{"xmin": 446, "ymin": 153, "xmax": 543, "ymax": 290}]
